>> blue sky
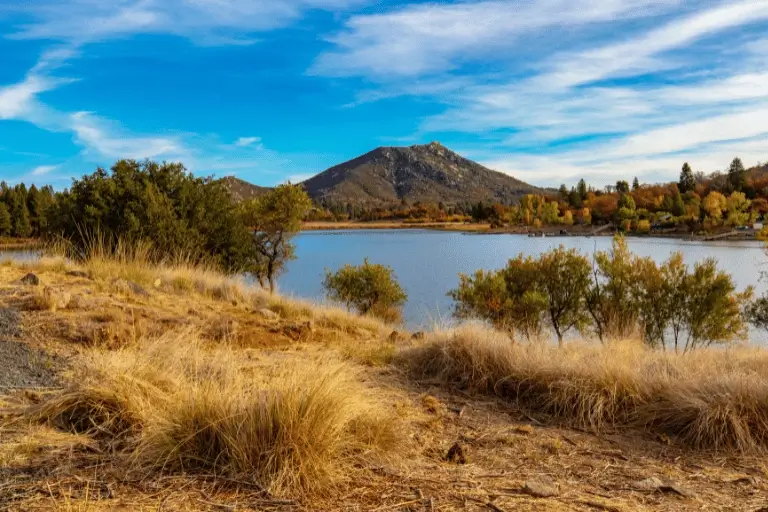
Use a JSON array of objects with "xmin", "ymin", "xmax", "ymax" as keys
[{"xmin": 1, "ymin": 0, "xmax": 767, "ymax": 189}]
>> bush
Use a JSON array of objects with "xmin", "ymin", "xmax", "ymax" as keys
[
  {"xmin": 450, "ymin": 246, "xmax": 592, "ymax": 344},
  {"xmin": 450, "ymin": 236, "xmax": 752, "ymax": 350},
  {"xmin": 323, "ymin": 259, "xmax": 407, "ymax": 322},
  {"xmin": 47, "ymin": 160, "xmax": 256, "ymax": 274}
]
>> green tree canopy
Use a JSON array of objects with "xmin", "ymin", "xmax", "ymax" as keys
[{"xmin": 323, "ymin": 258, "xmax": 407, "ymax": 322}]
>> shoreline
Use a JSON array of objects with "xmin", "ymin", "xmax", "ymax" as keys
[{"xmin": 301, "ymin": 222, "xmax": 760, "ymax": 241}]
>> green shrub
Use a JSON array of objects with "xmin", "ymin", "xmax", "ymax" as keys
[
  {"xmin": 47, "ymin": 160, "xmax": 256, "ymax": 274},
  {"xmin": 323, "ymin": 259, "xmax": 407, "ymax": 322}
]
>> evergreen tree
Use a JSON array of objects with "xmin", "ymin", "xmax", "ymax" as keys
[
  {"xmin": 632, "ymin": 177, "xmax": 640, "ymax": 191},
  {"xmin": 8, "ymin": 188, "xmax": 32, "ymax": 238},
  {"xmin": 679, "ymin": 162, "xmax": 695, "ymax": 193},
  {"xmin": 577, "ymin": 179, "xmax": 588, "ymax": 200},
  {"xmin": 558, "ymin": 184, "xmax": 569, "ymax": 203},
  {"xmin": 568, "ymin": 187, "xmax": 583, "ymax": 208},
  {"xmin": 671, "ymin": 191, "xmax": 685, "ymax": 216},
  {"xmin": 616, "ymin": 180, "xmax": 630, "ymax": 194},
  {"xmin": 728, "ymin": 157, "xmax": 746, "ymax": 191},
  {"xmin": 0, "ymin": 203, "xmax": 10, "ymax": 236}
]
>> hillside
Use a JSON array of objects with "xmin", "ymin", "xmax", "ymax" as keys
[
  {"xmin": 219, "ymin": 176, "xmax": 271, "ymax": 202},
  {"xmin": 301, "ymin": 142, "xmax": 540, "ymax": 205}
]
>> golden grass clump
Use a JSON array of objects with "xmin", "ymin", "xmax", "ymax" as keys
[
  {"xmin": 22, "ymin": 330, "xmax": 399, "ymax": 496},
  {"xmin": 403, "ymin": 324, "xmax": 768, "ymax": 453}
]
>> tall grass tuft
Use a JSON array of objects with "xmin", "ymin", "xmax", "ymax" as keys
[
  {"xmin": 403, "ymin": 324, "xmax": 768, "ymax": 453},
  {"xmin": 23, "ymin": 331, "xmax": 399, "ymax": 496}
]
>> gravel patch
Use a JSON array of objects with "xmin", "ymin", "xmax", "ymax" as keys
[{"xmin": 0, "ymin": 307, "xmax": 60, "ymax": 391}]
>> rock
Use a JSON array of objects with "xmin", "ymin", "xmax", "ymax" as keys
[
  {"xmin": 43, "ymin": 287, "xmax": 72, "ymax": 311},
  {"xmin": 111, "ymin": 279, "xmax": 150, "ymax": 297},
  {"xmin": 445, "ymin": 442, "xmax": 467, "ymax": 464},
  {"xmin": 523, "ymin": 479, "xmax": 560, "ymax": 498},
  {"xmin": 65, "ymin": 270, "xmax": 90, "ymax": 279},
  {"xmin": 19, "ymin": 273, "xmax": 40, "ymax": 286},
  {"xmin": 153, "ymin": 278, "xmax": 162, "ymax": 288},
  {"xmin": 411, "ymin": 331, "xmax": 426, "ymax": 340},
  {"xmin": 635, "ymin": 477, "xmax": 696, "ymax": 498},
  {"xmin": 255, "ymin": 308, "xmax": 280, "ymax": 321}
]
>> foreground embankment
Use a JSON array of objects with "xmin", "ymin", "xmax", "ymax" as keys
[{"xmin": 1, "ymin": 254, "xmax": 768, "ymax": 510}]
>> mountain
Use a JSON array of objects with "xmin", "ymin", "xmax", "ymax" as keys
[
  {"xmin": 300, "ymin": 142, "xmax": 541, "ymax": 206},
  {"xmin": 219, "ymin": 176, "xmax": 271, "ymax": 203}
]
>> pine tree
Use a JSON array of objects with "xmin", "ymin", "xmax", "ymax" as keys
[
  {"xmin": 728, "ymin": 157, "xmax": 746, "ymax": 191},
  {"xmin": 577, "ymin": 179, "xmax": 588, "ymax": 200},
  {"xmin": 632, "ymin": 177, "xmax": 640, "ymax": 190},
  {"xmin": 679, "ymin": 163, "xmax": 695, "ymax": 193},
  {"xmin": 0, "ymin": 203, "xmax": 10, "ymax": 236}
]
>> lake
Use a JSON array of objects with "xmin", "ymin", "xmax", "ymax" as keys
[
  {"xmin": 279, "ymin": 230, "xmax": 768, "ymax": 333},
  {"xmin": 2, "ymin": 231, "xmax": 766, "ymax": 338}
]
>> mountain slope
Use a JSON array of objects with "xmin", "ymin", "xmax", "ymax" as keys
[
  {"xmin": 219, "ymin": 176, "xmax": 271, "ymax": 203},
  {"xmin": 301, "ymin": 142, "xmax": 540, "ymax": 205}
]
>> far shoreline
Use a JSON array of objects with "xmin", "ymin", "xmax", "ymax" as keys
[{"xmin": 301, "ymin": 221, "xmax": 761, "ymax": 242}]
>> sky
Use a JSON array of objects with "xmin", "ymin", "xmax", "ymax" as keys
[{"xmin": 1, "ymin": 0, "xmax": 767, "ymax": 189}]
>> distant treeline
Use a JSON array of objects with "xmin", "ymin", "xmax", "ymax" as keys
[
  {"xmin": 0, "ymin": 182, "xmax": 55, "ymax": 238},
  {"xmin": 309, "ymin": 158, "xmax": 768, "ymax": 233}
]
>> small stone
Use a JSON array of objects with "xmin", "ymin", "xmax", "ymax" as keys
[
  {"xmin": 111, "ymin": 279, "xmax": 150, "ymax": 297},
  {"xmin": 19, "ymin": 273, "xmax": 40, "ymax": 286},
  {"xmin": 255, "ymin": 308, "xmax": 279, "ymax": 321},
  {"xmin": 523, "ymin": 479, "xmax": 560, "ymax": 498},
  {"xmin": 43, "ymin": 287, "xmax": 72, "ymax": 311},
  {"xmin": 445, "ymin": 442, "xmax": 467, "ymax": 464}
]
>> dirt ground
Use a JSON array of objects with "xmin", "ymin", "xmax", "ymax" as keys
[{"xmin": 1, "ymin": 263, "xmax": 767, "ymax": 511}]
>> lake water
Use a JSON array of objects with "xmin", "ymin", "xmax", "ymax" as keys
[
  {"xmin": 279, "ymin": 230, "xmax": 768, "ymax": 333},
  {"xmin": 2, "ymin": 231, "xmax": 766, "ymax": 339}
]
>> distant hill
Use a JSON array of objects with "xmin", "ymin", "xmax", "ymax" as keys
[
  {"xmin": 219, "ymin": 176, "xmax": 271, "ymax": 203},
  {"xmin": 301, "ymin": 142, "xmax": 541, "ymax": 206}
]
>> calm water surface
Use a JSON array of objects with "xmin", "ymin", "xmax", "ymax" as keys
[
  {"xmin": 279, "ymin": 230, "xmax": 768, "ymax": 332},
  {"xmin": 2, "ymin": 232, "xmax": 765, "ymax": 337}
]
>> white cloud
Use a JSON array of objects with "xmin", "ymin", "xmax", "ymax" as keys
[
  {"xmin": 235, "ymin": 136, "xmax": 262, "ymax": 147},
  {"xmin": 70, "ymin": 112, "xmax": 182, "ymax": 160},
  {"xmin": 30, "ymin": 165, "xmax": 58, "ymax": 176},
  {"xmin": 10, "ymin": 0, "xmax": 367, "ymax": 46},
  {"xmin": 311, "ymin": 0, "xmax": 683, "ymax": 77}
]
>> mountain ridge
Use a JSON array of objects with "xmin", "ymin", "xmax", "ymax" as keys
[{"xmin": 221, "ymin": 142, "xmax": 541, "ymax": 205}]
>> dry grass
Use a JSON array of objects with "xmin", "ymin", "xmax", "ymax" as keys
[
  {"xmin": 403, "ymin": 324, "xmax": 768, "ymax": 453},
  {"xmin": 20, "ymin": 330, "xmax": 399, "ymax": 497}
]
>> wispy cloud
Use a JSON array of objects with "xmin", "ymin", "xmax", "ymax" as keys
[
  {"xmin": 314, "ymin": 0, "xmax": 768, "ymax": 186},
  {"xmin": 9, "ymin": 0, "xmax": 368, "ymax": 46},
  {"xmin": 30, "ymin": 164, "xmax": 58, "ymax": 176},
  {"xmin": 235, "ymin": 136, "xmax": 262, "ymax": 148},
  {"xmin": 311, "ymin": 0, "xmax": 682, "ymax": 78}
]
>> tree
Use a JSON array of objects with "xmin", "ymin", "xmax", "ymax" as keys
[
  {"xmin": 449, "ymin": 255, "xmax": 546, "ymax": 340},
  {"xmin": 48, "ymin": 160, "xmax": 256, "ymax": 273},
  {"xmin": 577, "ymin": 179, "xmax": 588, "ymax": 201},
  {"xmin": 240, "ymin": 184, "xmax": 312, "ymax": 292},
  {"xmin": 679, "ymin": 163, "xmax": 695, "ymax": 193},
  {"xmin": 671, "ymin": 190, "xmax": 685, "ymax": 217},
  {"xmin": 702, "ymin": 191, "xmax": 727, "ymax": 226},
  {"xmin": 681, "ymin": 259, "xmax": 752, "ymax": 352},
  {"xmin": 632, "ymin": 177, "xmax": 640, "ymax": 191},
  {"xmin": 558, "ymin": 184, "xmax": 569, "ymax": 203},
  {"xmin": 586, "ymin": 236, "xmax": 639, "ymax": 342},
  {"xmin": 8, "ymin": 187, "xmax": 32, "ymax": 238},
  {"xmin": 725, "ymin": 191, "xmax": 751, "ymax": 226},
  {"xmin": 323, "ymin": 258, "xmax": 407, "ymax": 322},
  {"xmin": 728, "ymin": 157, "xmax": 746, "ymax": 191},
  {"xmin": 536, "ymin": 246, "xmax": 592, "ymax": 346},
  {"xmin": 0, "ymin": 203, "xmax": 10, "ymax": 236},
  {"xmin": 616, "ymin": 180, "xmax": 630, "ymax": 194}
]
